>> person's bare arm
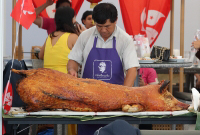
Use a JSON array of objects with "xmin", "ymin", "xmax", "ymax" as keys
[
  {"xmin": 195, "ymin": 74, "xmax": 200, "ymax": 80},
  {"xmin": 124, "ymin": 67, "xmax": 137, "ymax": 87},
  {"xmin": 39, "ymin": 39, "xmax": 47, "ymax": 59},
  {"xmin": 34, "ymin": 0, "xmax": 54, "ymax": 27},
  {"xmin": 67, "ymin": 33, "xmax": 78, "ymax": 50},
  {"xmin": 67, "ymin": 60, "xmax": 79, "ymax": 77}
]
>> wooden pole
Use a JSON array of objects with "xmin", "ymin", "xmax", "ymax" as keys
[
  {"xmin": 12, "ymin": 0, "xmax": 16, "ymax": 58},
  {"xmin": 18, "ymin": 25, "xmax": 23, "ymax": 60},
  {"xmin": 179, "ymin": 0, "xmax": 185, "ymax": 92},
  {"xmin": 169, "ymin": 0, "xmax": 174, "ymax": 93}
]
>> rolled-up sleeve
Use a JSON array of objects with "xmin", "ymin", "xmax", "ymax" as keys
[
  {"xmin": 68, "ymin": 33, "xmax": 84, "ymax": 65},
  {"xmin": 123, "ymin": 39, "xmax": 140, "ymax": 70},
  {"xmin": 41, "ymin": 17, "xmax": 50, "ymax": 30}
]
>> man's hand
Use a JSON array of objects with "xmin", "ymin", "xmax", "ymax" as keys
[
  {"xmin": 67, "ymin": 60, "xmax": 79, "ymax": 77},
  {"xmin": 68, "ymin": 69, "xmax": 78, "ymax": 77},
  {"xmin": 46, "ymin": 0, "xmax": 54, "ymax": 6},
  {"xmin": 76, "ymin": 24, "xmax": 86, "ymax": 35}
]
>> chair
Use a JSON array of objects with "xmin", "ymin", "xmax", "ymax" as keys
[
  {"xmin": 32, "ymin": 59, "xmax": 43, "ymax": 69},
  {"xmin": 31, "ymin": 46, "xmax": 42, "ymax": 59}
]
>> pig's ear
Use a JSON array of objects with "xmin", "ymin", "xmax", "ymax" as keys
[{"xmin": 159, "ymin": 80, "xmax": 170, "ymax": 93}]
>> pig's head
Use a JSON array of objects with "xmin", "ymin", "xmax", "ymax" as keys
[{"xmin": 146, "ymin": 80, "xmax": 189, "ymax": 111}]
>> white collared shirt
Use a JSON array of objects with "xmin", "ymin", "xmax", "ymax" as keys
[{"xmin": 68, "ymin": 26, "xmax": 140, "ymax": 77}]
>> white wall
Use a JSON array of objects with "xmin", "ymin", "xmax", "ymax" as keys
[
  {"xmin": 154, "ymin": 0, "xmax": 200, "ymax": 51},
  {"xmin": 5, "ymin": 0, "xmax": 47, "ymax": 58},
  {"xmin": 3, "ymin": 1, "xmax": 6, "ymax": 56},
  {"xmin": 4, "ymin": 0, "xmax": 200, "ymax": 58}
]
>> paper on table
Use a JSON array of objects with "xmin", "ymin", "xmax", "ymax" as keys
[{"xmin": 191, "ymin": 88, "xmax": 200, "ymax": 111}]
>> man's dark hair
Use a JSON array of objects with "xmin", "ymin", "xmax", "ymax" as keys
[
  {"xmin": 92, "ymin": 3, "xmax": 118, "ymax": 24},
  {"xmin": 51, "ymin": 7, "xmax": 77, "ymax": 37},
  {"xmin": 56, "ymin": 0, "xmax": 71, "ymax": 9},
  {"xmin": 81, "ymin": 10, "xmax": 93, "ymax": 24}
]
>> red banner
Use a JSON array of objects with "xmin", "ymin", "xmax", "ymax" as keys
[
  {"xmin": 119, "ymin": 0, "xmax": 170, "ymax": 47},
  {"xmin": 72, "ymin": 0, "xmax": 84, "ymax": 15},
  {"xmin": 11, "ymin": 0, "xmax": 36, "ymax": 29},
  {"xmin": 2, "ymin": 81, "xmax": 13, "ymax": 114},
  {"xmin": 2, "ymin": 81, "xmax": 13, "ymax": 135},
  {"xmin": 2, "ymin": 119, "xmax": 6, "ymax": 135}
]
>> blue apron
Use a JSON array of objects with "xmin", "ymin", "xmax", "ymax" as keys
[
  {"xmin": 78, "ymin": 36, "xmax": 124, "ymax": 135},
  {"xmin": 82, "ymin": 36, "xmax": 124, "ymax": 84}
]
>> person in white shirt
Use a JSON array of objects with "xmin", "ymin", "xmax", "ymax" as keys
[
  {"xmin": 81, "ymin": 10, "xmax": 94, "ymax": 29},
  {"xmin": 67, "ymin": 3, "xmax": 139, "ymax": 135}
]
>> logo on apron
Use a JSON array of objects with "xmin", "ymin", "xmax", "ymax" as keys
[{"xmin": 93, "ymin": 60, "xmax": 112, "ymax": 80}]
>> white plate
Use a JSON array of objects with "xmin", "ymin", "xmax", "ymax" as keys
[
  {"xmin": 168, "ymin": 58, "xmax": 185, "ymax": 62},
  {"xmin": 139, "ymin": 60, "xmax": 156, "ymax": 63}
]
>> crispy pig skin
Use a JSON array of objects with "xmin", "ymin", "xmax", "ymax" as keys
[{"xmin": 12, "ymin": 68, "xmax": 189, "ymax": 112}]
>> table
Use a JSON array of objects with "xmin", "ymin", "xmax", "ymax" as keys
[
  {"xmin": 134, "ymin": 62, "xmax": 193, "ymax": 87},
  {"xmin": 140, "ymin": 62, "xmax": 193, "ymax": 68},
  {"xmin": 3, "ymin": 61, "xmax": 197, "ymax": 134},
  {"xmin": 3, "ymin": 115, "xmax": 197, "ymax": 135},
  {"xmin": 3, "ymin": 115, "xmax": 197, "ymax": 125}
]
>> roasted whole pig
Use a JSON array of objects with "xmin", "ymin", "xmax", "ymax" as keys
[{"xmin": 12, "ymin": 68, "xmax": 189, "ymax": 112}]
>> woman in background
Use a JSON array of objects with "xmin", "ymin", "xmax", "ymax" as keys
[
  {"xmin": 39, "ymin": 6, "xmax": 78, "ymax": 73},
  {"xmin": 139, "ymin": 68, "xmax": 159, "ymax": 86}
]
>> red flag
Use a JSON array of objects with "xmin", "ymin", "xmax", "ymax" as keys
[
  {"xmin": 2, "ymin": 119, "xmax": 6, "ymax": 135},
  {"xmin": 2, "ymin": 81, "xmax": 12, "ymax": 135},
  {"xmin": 33, "ymin": 0, "xmax": 83, "ymax": 17},
  {"xmin": 119, "ymin": 0, "xmax": 170, "ymax": 47},
  {"xmin": 71, "ymin": 0, "xmax": 84, "ymax": 15},
  {"xmin": 2, "ymin": 81, "xmax": 13, "ymax": 114},
  {"xmin": 11, "ymin": 0, "xmax": 36, "ymax": 29}
]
